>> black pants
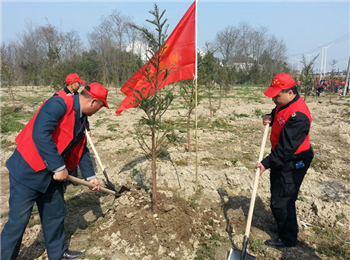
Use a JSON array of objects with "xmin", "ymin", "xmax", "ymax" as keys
[{"xmin": 270, "ymin": 158, "xmax": 311, "ymax": 246}]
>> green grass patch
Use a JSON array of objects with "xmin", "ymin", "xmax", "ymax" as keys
[
  {"xmin": 250, "ymin": 238, "xmax": 264, "ymax": 252},
  {"xmin": 107, "ymin": 123, "xmax": 119, "ymax": 132},
  {"xmin": 311, "ymin": 227, "xmax": 350, "ymax": 259},
  {"xmin": 195, "ymin": 234, "xmax": 223, "ymax": 260},
  {"xmin": 0, "ymin": 118, "xmax": 25, "ymax": 134},
  {"xmin": 310, "ymin": 155, "xmax": 331, "ymax": 171},
  {"xmin": 254, "ymin": 108, "xmax": 264, "ymax": 117},
  {"xmin": 16, "ymin": 95, "xmax": 45, "ymax": 104},
  {"xmin": 0, "ymin": 211, "xmax": 9, "ymax": 218},
  {"xmin": 94, "ymin": 119, "xmax": 105, "ymax": 127},
  {"xmin": 173, "ymin": 159, "xmax": 188, "ymax": 166},
  {"xmin": 0, "ymin": 138, "xmax": 16, "ymax": 151}
]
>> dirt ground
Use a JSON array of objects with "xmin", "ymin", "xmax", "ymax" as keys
[{"xmin": 1, "ymin": 85, "xmax": 350, "ymax": 260}]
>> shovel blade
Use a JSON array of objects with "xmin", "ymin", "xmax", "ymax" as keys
[
  {"xmin": 117, "ymin": 185, "xmax": 130, "ymax": 194},
  {"xmin": 102, "ymin": 180, "xmax": 130, "ymax": 195},
  {"xmin": 103, "ymin": 179, "xmax": 118, "ymax": 191},
  {"xmin": 227, "ymin": 248, "xmax": 256, "ymax": 260}
]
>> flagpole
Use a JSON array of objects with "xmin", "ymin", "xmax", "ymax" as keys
[{"xmin": 194, "ymin": 0, "xmax": 199, "ymax": 192}]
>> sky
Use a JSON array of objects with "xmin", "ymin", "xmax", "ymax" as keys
[{"xmin": 1, "ymin": 0, "xmax": 349, "ymax": 73}]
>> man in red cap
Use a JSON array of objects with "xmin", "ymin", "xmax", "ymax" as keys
[
  {"xmin": 62, "ymin": 73, "xmax": 86, "ymax": 95},
  {"xmin": 256, "ymin": 73, "xmax": 313, "ymax": 248},
  {"xmin": 1, "ymin": 83, "xmax": 109, "ymax": 260}
]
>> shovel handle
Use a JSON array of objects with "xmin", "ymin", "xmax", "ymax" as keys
[
  {"xmin": 85, "ymin": 130, "xmax": 106, "ymax": 173},
  {"xmin": 66, "ymin": 175, "xmax": 119, "ymax": 196},
  {"xmin": 244, "ymin": 124, "xmax": 269, "ymax": 237}
]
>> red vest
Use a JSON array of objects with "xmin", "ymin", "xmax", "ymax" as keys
[
  {"xmin": 15, "ymin": 95, "xmax": 86, "ymax": 171},
  {"xmin": 270, "ymin": 97, "xmax": 312, "ymax": 154},
  {"xmin": 55, "ymin": 89, "xmax": 68, "ymax": 97}
]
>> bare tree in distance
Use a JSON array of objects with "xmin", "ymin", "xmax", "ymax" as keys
[
  {"xmin": 179, "ymin": 75, "xmax": 204, "ymax": 152},
  {"xmin": 249, "ymin": 25, "xmax": 268, "ymax": 62},
  {"xmin": 214, "ymin": 21, "xmax": 288, "ymax": 85},
  {"xmin": 215, "ymin": 25, "xmax": 240, "ymax": 66},
  {"xmin": 87, "ymin": 11, "xmax": 136, "ymax": 86}
]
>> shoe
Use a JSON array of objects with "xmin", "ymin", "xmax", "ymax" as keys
[
  {"xmin": 269, "ymin": 225, "xmax": 278, "ymax": 233},
  {"xmin": 61, "ymin": 250, "xmax": 83, "ymax": 259},
  {"xmin": 264, "ymin": 238, "xmax": 287, "ymax": 248}
]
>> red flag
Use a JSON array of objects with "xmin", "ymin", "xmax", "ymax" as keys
[{"xmin": 116, "ymin": 1, "xmax": 196, "ymax": 115}]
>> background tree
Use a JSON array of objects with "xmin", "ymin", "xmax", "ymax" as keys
[
  {"xmin": 179, "ymin": 72, "xmax": 204, "ymax": 152},
  {"xmin": 1, "ymin": 43, "xmax": 15, "ymax": 89},
  {"xmin": 327, "ymin": 59, "xmax": 339, "ymax": 102},
  {"xmin": 300, "ymin": 54, "xmax": 319, "ymax": 100},
  {"xmin": 214, "ymin": 25, "xmax": 239, "ymax": 66},
  {"xmin": 1, "ymin": 9, "xmax": 291, "ymax": 92},
  {"xmin": 16, "ymin": 23, "xmax": 45, "ymax": 87},
  {"xmin": 87, "ymin": 10, "xmax": 140, "ymax": 87},
  {"xmin": 198, "ymin": 45, "xmax": 220, "ymax": 116},
  {"xmin": 213, "ymin": 22, "xmax": 288, "ymax": 85}
]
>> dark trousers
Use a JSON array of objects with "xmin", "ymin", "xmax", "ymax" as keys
[
  {"xmin": 270, "ymin": 158, "xmax": 311, "ymax": 246},
  {"xmin": 1, "ymin": 174, "xmax": 67, "ymax": 260}
]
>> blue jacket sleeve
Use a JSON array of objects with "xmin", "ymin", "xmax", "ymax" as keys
[{"xmin": 32, "ymin": 97, "xmax": 67, "ymax": 172}]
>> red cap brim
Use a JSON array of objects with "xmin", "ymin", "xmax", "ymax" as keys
[{"xmin": 264, "ymin": 86, "xmax": 282, "ymax": 98}]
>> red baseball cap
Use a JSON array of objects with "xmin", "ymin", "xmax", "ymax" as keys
[
  {"xmin": 83, "ymin": 82, "xmax": 109, "ymax": 109},
  {"xmin": 264, "ymin": 73, "xmax": 296, "ymax": 97},
  {"xmin": 66, "ymin": 73, "xmax": 86, "ymax": 85}
]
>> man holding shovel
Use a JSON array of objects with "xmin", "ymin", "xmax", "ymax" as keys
[
  {"xmin": 1, "ymin": 83, "xmax": 109, "ymax": 260},
  {"xmin": 256, "ymin": 73, "xmax": 313, "ymax": 248}
]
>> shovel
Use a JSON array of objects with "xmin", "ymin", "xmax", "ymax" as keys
[
  {"xmin": 85, "ymin": 130, "xmax": 130, "ymax": 194},
  {"xmin": 228, "ymin": 124, "xmax": 269, "ymax": 260}
]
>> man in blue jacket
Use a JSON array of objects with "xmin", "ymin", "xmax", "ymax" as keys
[{"xmin": 1, "ymin": 83, "xmax": 109, "ymax": 260}]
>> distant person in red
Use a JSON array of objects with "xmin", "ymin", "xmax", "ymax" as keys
[
  {"xmin": 55, "ymin": 73, "xmax": 86, "ymax": 97},
  {"xmin": 54, "ymin": 74, "xmax": 91, "ymax": 137},
  {"xmin": 333, "ymin": 78, "xmax": 340, "ymax": 93},
  {"xmin": 315, "ymin": 80, "xmax": 321, "ymax": 96}
]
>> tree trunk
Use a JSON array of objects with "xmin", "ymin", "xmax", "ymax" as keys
[
  {"xmin": 151, "ymin": 128, "xmax": 158, "ymax": 205},
  {"xmin": 209, "ymin": 89, "xmax": 213, "ymax": 117},
  {"xmin": 186, "ymin": 112, "xmax": 191, "ymax": 152}
]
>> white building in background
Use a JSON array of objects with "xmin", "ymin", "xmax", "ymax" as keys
[
  {"xmin": 126, "ymin": 40, "xmax": 150, "ymax": 63},
  {"xmin": 127, "ymin": 40, "xmax": 206, "ymax": 63},
  {"xmin": 197, "ymin": 47, "xmax": 206, "ymax": 58}
]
